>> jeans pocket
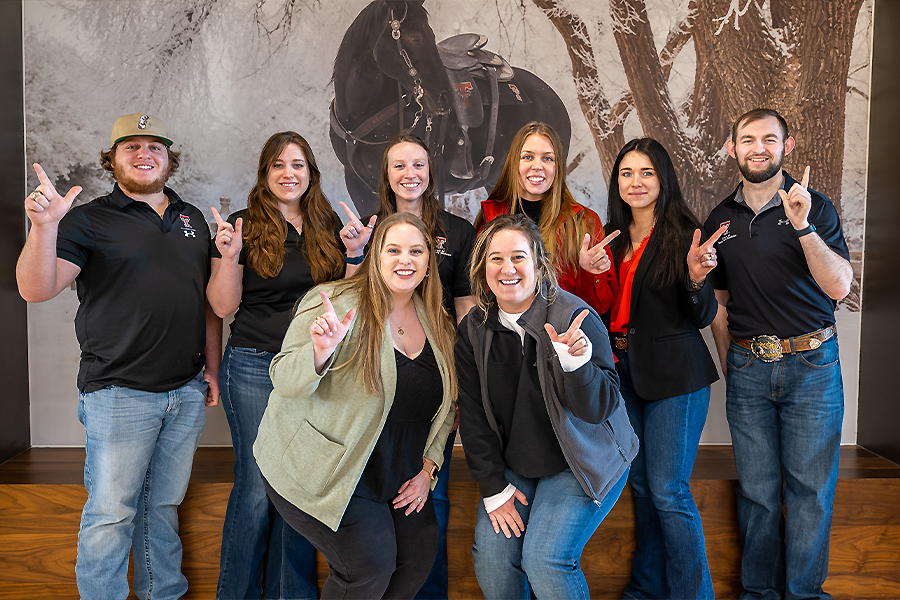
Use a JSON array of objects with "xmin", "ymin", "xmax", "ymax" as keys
[
  {"xmin": 797, "ymin": 340, "xmax": 840, "ymax": 369},
  {"xmin": 727, "ymin": 345, "xmax": 755, "ymax": 370},
  {"xmin": 231, "ymin": 345, "xmax": 272, "ymax": 357}
]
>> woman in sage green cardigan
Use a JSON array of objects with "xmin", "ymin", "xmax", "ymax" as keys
[{"xmin": 254, "ymin": 212, "xmax": 458, "ymax": 599}]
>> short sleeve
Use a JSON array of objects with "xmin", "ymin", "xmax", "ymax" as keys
[{"xmin": 56, "ymin": 206, "xmax": 95, "ymax": 268}]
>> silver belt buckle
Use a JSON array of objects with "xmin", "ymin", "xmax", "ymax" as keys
[{"xmin": 751, "ymin": 335, "xmax": 783, "ymax": 362}]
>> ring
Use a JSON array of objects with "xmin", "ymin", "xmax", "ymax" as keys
[
  {"xmin": 365, "ymin": 224, "xmax": 373, "ymax": 229},
  {"xmin": 417, "ymin": 496, "xmax": 422, "ymax": 502},
  {"xmin": 29, "ymin": 190, "xmax": 42, "ymax": 201}
]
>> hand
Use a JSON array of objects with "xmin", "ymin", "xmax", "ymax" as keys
[
  {"xmin": 24, "ymin": 163, "xmax": 82, "ymax": 227},
  {"xmin": 339, "ymin": 201, "xmax": 376, "ymax": 257},
  {"xmin": 451, "ymin": 404, "xmax": 460, "ymax": 432},
  {"xmin": 393, "ymin": 469, "xmax": 432, "ymax": 516},
  {"xmin": 488, "ymin": 488, "xmax": 528, "ymax": 538},
  {"xmin": 211, "ymin": 206, "xmax": 243, "ymax": 261},
  {"xmin": 779, "ymin": 165, "xmax": 812, "ymax": 230},
  {"xmin": 310, "ymin": 290, "xmax": 356, "ymax": 370},
  {"xmin": 204, "ymin": 369, "xmax": 220, "ymax": 407},
  {"xmin": 579, "ymin": 230, "xmax": 620, "ymax": 274},
  {"xmin": 686, "ymin": 224, "xmax": 728, "ymax": 282},
  {"xmin": 544, "ymin": 309, "xmax": 591, "ymax": 357}
]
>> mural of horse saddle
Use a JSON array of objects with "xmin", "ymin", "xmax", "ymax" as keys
[
  {"xmin": 437, "ymin": 34, "xmax": 518, "ymax": 180},
  {"xmin": 437, "ymin": 34, "xmax": 515, "ymax": 81}
]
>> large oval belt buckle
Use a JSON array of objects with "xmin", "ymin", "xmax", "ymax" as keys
[{"xmin": 751, "ymin": 335, "xmax": 783, "ymax": 362}]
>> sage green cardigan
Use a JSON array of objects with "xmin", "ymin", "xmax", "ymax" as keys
[{"xmin": 253, "ymin": 282, "xmax": 456, "ymax": 532}]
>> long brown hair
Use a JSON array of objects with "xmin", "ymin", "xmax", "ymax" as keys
[
  {"xmin": 469, "ymin": 214, "xmax": 558, "ymax": 322},
  {"xmin": 244, "ymin": 131, "xmax": 344, "ymax": 282},
  {"xmin": 478, "ymin": 122, "xmax": 587, "ymax": 273},
  {"xmin": 376, "ymin": 135, "xmax": 443, "ymax": 238},
  {"xmin": 306, "ymin": 213, "xmax": 457, "ymax": 396}
]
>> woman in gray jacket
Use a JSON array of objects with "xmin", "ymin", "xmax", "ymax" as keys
[
  {"xmin": 456, "ymin": 214, "xmax": 638, "ymax": 599},
  {"xmin": 254, "ymin": 213, "xmax": 457, "ymax": 599}
]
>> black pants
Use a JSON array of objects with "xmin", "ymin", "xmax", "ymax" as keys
[{"xmin": 263, "ymin": 477, "xmax": 438, "ymax": 600}]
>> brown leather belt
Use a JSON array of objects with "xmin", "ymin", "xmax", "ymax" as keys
[
  {"xmin": 611, "ymin": 335, "xmax": 628, "ymax": 351},
  {"xmin": 732, "ymin": 325, "xmax": 836, "ymax": 362}
]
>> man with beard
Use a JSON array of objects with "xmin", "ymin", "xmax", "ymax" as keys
[
  {"xmin": 16, "ymin": 113, "xmax": 221, "ymax": 600},
  {"xmin": 704, "ymin": 108, "xmax": 852, "ymax": 600}
]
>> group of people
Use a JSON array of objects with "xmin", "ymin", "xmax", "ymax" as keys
[{"xmin": 15, "ymin": 106, "xmax": 851, "ymax": 600}]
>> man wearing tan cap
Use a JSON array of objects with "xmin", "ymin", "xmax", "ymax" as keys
[{"xmin": 16, "ymin": 113, "xmax": 221, "ymax": 600}]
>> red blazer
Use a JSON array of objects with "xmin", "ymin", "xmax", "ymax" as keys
[{"xmin": 478, "ymin": 198, "xmax": 617, "ymax": 315}]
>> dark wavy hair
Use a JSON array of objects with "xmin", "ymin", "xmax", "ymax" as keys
[
  {"xmin": 606, "ymin": 138, "xmax": 700, "ymax": 288},
  {"xmin": 243, "ymin": 131, "xmax": 344, "ymax": 282}
]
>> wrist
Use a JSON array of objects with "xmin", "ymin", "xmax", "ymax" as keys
[
  {"xmin": 422, "ymin": 459, "xmax": 438, "ymax": 480},
  {"xmin": 344, "ymin": 252, "xmax": 364, "ymax": 265},
  {"xmin": 794, "ymin": 223, "xmax": 816, "ymax": 237}
]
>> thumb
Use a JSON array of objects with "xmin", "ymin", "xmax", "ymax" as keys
[
  {"xmin": 691, "ymin": 228, "xmax": 701, "ymax": 250},
  {"xmin": 543, "ymin": 322, "xmax": 559, "ymax": 341},
  {"xmin": 514, "ymin": 488, "xmax": 528, "ymax": 505},
  {"xmin": 581, "ymin": 233, "xmax": 591, "ymax": 254},
  {"xmin": 367, "ymin": 215, "xmax": 378, "ymax": 228},
  {"xmin": 778, "ymin": 189, "xmax": 788, "ymax": 203},
  {"xmin": 62, "ymin": 186, "xmax": 83, "ymax": 207},
  {"xmin": 234, "ymin": 217, "xmax": 243, "ymax": 238}
]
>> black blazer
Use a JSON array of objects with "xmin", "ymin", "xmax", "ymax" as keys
[{"xmin": 618, "ymin": 233, "xmax": 719, "ymax": 401}]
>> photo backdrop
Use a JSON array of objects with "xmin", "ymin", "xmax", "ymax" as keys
[{"xmin": 23, "ymin": 0, "xmax": 872, "ymax": 445}]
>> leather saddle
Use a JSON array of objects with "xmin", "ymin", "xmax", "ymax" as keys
[{"xmin": 437, "ymin": 34, "xmax": 515, "ymax": 180}]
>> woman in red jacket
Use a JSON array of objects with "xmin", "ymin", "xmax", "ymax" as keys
[{"xmin": 474, "ymin": 121, "xmax": 617, "ymax": 314}]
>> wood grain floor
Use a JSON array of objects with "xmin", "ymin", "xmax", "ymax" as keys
[{"xmin": 1, "ymin": 446, "xmax": 898, "ymax": 599}]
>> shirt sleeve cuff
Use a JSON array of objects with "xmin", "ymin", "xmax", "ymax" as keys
[
  {"xmin": 483, "ymin": 484, "xmax": 517, "ymax": 513},
  {"xmin": 552, "ymin": 341, "xmax": 592, "ymax": 372}
]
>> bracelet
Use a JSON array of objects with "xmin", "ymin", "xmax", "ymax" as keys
[
  {"xmin": 687, "ymin": 274, "xmax": 706, "ymax": 290},
  {"xmin": 344, "ymin": 253, "xmax": 364, "ymax": 265},
  {"xmin": 795, "ymin": 223, "xmax": 816, "ymax": 238}
]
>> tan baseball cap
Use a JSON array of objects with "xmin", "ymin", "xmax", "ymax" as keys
[{"xmin": 110, "ymin": 113, "xmax": 174, "ymax": 147}]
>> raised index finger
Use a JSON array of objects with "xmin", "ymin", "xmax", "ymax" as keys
[
  {"xmin": 800, "ymin": 165, "xmax": 810, "ymax": 190},
  {"xmin": 702, "ymin": 223, "xmax": 728, "ymax": 248},
  {"xmin": 597, "ymin": 229, "xmax": 621, "ymax": 249},
  {"xmin": 319, "ymin": 290, "xmax": 336, "ymax": 316},
  {"xmin": 211, "ymin": 206, "xmax": 226, "ymax": 227},
  {"xmin": 567, "ymin": 309, "xmax": 590, "ymax": 335},
  {"xmin": 33, "ymin": 163, "xmax": 52, "ymax": 186},
  {"xmin": 339, "ymin": 201, "xmax": 359, "ymax": 222}
]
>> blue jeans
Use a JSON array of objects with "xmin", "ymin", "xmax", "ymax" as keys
[
  {"xmin": 616, "ymin": 352, "xmax": 713, "ymax": 600},
  {"xmin": 415, "ymin": 431, "xmax": 454, "ymax": 599},
  {"xmin": 726, "ymin": 337, "xmax": 843, "ymax": 600},
  {"xmin": 472, "ymin": 467, "xmax": 628, "ymax": 600},
  {"xmin": 76, "ymin": 371, "xmax": 207, "ymax": 600},
  {"xmin": 217, "ymin": 343, "xmax": 318, "ymax": 600}
]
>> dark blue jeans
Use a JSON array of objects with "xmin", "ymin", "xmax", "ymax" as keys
[
  {"xmin": 472, "ymin": 467, "xmax": 628, "ymax": 600},
  {"xmin": 217, "ymin": 343, "xmax": 318, "ymax": 600},
  {"xmin": 726, "ymin": 337, "xmax": 843, "ymax": 600},
  {"xmin": 415, "ymin": 432, "xmax": 454, "ymax": 599},
  {"xmin": 616, "ymin": 352, "xmax": 713, "ymax": 600}
]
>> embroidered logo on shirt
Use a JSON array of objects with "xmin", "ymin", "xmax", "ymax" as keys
[
  {"xmin": 778, "ymin": 218, "xmax": 791, "ymax": 226},
  {"xmin": 435, "ymin": 235, "xmax": 452, "ymax": 257},
  {"xmin": 180, "ymin": 214, "xmax": 196, "ymax": 238},
  {"xmin": 718, "ymin": 220, "xmax": 737, "ymax": 243}
]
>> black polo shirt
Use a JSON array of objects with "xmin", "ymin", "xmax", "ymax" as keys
[
  {"xmin": 56, "ymin": 184, "xmax": 210, "ymax": 393},
  {"xmin": 211, "ymin": 208, "xmax": 344, "ymax": 353},
  {"xmin": 703, "ymin": 174, "xmax": 850, "ymax": 339},
  {"xmin": 434, "ymin": 210, "xmax": 476, "ymax": 320}
]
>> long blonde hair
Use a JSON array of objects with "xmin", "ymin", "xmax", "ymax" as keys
[
  {"xmin": 304, "ymin": 213, "xmax": 457, "ymax": 397},
  {"xmin": 477, "ymin": 122, "xmax": 588, "ymax": 272}
]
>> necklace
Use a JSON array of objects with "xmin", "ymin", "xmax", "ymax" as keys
[{"xmin": 390, "ymin": 304, "xmax": 412, "ymax": 336}]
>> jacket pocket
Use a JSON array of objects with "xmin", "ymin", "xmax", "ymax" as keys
[{"xmin": 283, "ymin": 420, "xmax": 346, "ymax": 495}]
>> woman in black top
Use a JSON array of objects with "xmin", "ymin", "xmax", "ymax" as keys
[
  {"xmin": 605, "ymin": 138, "xmax": 725, "ymax": 599},
  {"xmin": 338, "ymin": 134, "xmax": 476, "ymax": 598},
  {"xmin": 207, "ymin": 131, "xmax": 345, "ymax": 600}
]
